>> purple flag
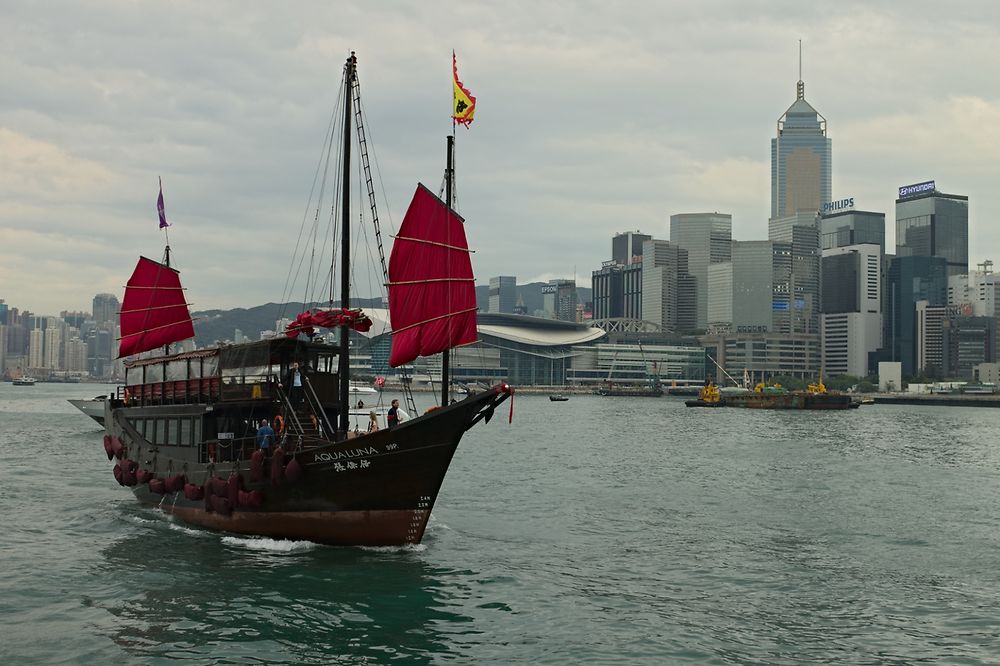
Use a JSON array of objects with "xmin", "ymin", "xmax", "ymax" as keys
[{"xmin": 157, "ymin": 178, "xmax": 169, "ymax": 229}]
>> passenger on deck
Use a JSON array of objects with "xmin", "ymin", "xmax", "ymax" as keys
[
  {"xmin": 367, "ymin": 410, "xmax": 379, "ymax": 432},
  {"xmin": 387, "ymin": 399, "xmax": 410, "ymax": 427},
  {"xmin": 256, "ymin": 419, "xmax": 275, "ymax": 456},
  {"xmin": 285, "ymin": 362, "xmax": 304, "ymax": 406}
]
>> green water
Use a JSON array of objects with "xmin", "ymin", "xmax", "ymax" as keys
[{"xmin": 2, "ymin": 383, "xmax": 1000, "ymax": 664}]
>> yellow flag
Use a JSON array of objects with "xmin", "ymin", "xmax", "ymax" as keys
[{"xmin": 452, "ymin": 51, "xmax": 476, "ymax": 127}]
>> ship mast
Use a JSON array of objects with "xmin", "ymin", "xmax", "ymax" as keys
[
  {"xmin": 338, "ymin": 52, "xmax": 356, "ymax": 436},
  {"xmin": 442, "ymin": 135, "xmax": 455, "ymax": 406}
]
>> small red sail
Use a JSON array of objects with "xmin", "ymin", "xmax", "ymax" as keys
[
  {"xmin": 388, "ymin": 184, "xmax": 477, "ymax": 367},
  {"xmin": 118, "ymin": 256, "xmax": 195, "ymax": 358}
]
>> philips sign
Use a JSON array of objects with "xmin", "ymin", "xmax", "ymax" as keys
[
  {"xmin": 898, "ymin": 180, "xmax": 935, "ymax": 199},
  {"xmin": 821, "ymin": 197, "xmax": 855, "ymax": 215}
]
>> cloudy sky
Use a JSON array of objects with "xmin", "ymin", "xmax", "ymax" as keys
[{"xmin": 2, "ymin": 1, "xmax": 998, "ymax": 315}]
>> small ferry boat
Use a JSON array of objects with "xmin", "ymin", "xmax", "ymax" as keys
[
  {"xmin": 549, "ymin": 394, "xmax": 569, "ymax": 402},
  {"xmin": 12, "ymin": 377, "xmax": 37, "ymax": 386}
]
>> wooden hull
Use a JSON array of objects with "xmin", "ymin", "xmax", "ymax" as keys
[{"xmin": 104, "ymin": 387, "xmax": 512, "ymax": 546}]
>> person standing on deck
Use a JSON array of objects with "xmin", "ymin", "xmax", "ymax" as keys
[
  {"xmin": 256, "ymin": 419, "xmax": 275, "ymax": 456},
  {"xmin": 387, "ymin": 399, "xmax": 410, "ymax": 428},
  {"xmin": 286, "ymin": 362, "xmax": 304, "ymax": 406}
]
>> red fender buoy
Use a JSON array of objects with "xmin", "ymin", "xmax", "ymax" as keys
[
  {"xmin": 237, "ymin": 489, "xmax": 263, "ymax": 508},
  {"xmin": 110, "ymin": 437, "xmax": 125, "ymax": 460},
  {"xmin": 103, "ymin": 435, "xmax": 114, "ymax": 461},
  {"xmin": 210, "ymin": 477, "xmax": 228, "ymax": 497},
  {"xmin": 165, "ymin": 474, "xmax": 186, "ymax": 493},
  {"xmin": 113, "ymin": 465, "xmax": 124, "ymax": 486},
  {"xmin": 270, "ymin": 448, "xmax": 286, "ymax": 486},
  {"xmin": 148, "ymin": 478, "xmax": 166, "ymax": 494},
  {"xmin": 119, "ymin": 459, "xmax": 138, "ymax": 486},
  {"xmin": 284, "ymin": 457, "xmax": 303, "ymax": 482},
  {"xmin": 227, "ymin": 473, "xmax": 242, "ymax": 508},
  {"xmin": 249, "ymin": 450, "xmax": 264, "ymax": 483},
  {"xmin": 183, "ymin": 483, "xmax": 204, "ymax": 501},
  {"xmin": 135, "ymin": 468, "xmax": 154, "ymax": 485},
  {"xmin": 210, "ymin": 495, "xmax": 232, "ymax": 516}
]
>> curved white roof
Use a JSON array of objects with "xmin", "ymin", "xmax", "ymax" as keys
[
  {"xmin": 477, "ymin": 322, "xmax": 605, "ymax": 347},
  {"xmin": 356, "ymin": 307, "xmax": 605, "ymax": 347}
]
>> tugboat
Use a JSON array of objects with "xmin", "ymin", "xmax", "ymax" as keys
[
  {"xmin": 686, "ymin": 375, "xmax": 852, "ymax": 410},
  {"xmin": 100, "ymin": 52, "xmax": 513, "ymax": 547}
]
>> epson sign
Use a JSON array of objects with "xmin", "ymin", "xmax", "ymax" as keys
[
  {"xmin": 898, "ymin": 180, "xmax": 935, "ymax": 199},
  {"xmin": 821, "ymin": 198, "xmax": 855, "ymax": 215}
]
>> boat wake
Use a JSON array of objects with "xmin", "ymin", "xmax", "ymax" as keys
[
  {"xmin": 220, "ymin": 536, "xmax": 318, "ymax": 553},
  {"xmin": 359, "ymin": 543, "xmax": 428, "ymax": 554}
]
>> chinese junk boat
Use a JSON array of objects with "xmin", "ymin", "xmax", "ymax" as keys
[
  {"xmin": 685, "ymin": 378, "xmax": 852, "ymax": 410},
  {"xmin": 101, "ymin": 53, "xmax": 512, "ymax": 546}
]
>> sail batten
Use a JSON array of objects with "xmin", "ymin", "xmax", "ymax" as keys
[
  {"xmin": 118, "ymin": 256, "xmax": 195, "ymax": 358},
  {"xmin": 388, "ymin": 184, "xmax": 477, "ymax": 368}
]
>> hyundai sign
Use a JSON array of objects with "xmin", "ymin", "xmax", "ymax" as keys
[{"xmin": 898, "ymin": 180, "xmax": 935, "ymax": 199}]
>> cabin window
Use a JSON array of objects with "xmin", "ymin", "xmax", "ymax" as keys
[
  {"xmin": 166, "ymin": 418, "xmax": 179, "ymax": 446},
  {"xmin": 202, "ymin": 357, "xmax": 219, "ymax": 377},
  {"xmin": 166, "ymin": 361, "xmax": 188, "ymax": 381},
  {"xmin": 144, "ymin": 419, "xmax": 155, "ymax": 441},
  {"xmin": 155, "ymin": 419, "xmax": 166, "ymax": 445},
  {"xmin": 146, "ymin": 364, "xmax": 163, "ymax": 383},
  {"xmin": 180, "ymin": 418, "xmax": 194, "ymax": 447}
]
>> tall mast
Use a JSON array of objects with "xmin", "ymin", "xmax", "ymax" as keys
[
  {"xmin": 442, "ymin": 134, "xmax": 455, "ymax": 406},
  {"xmin": 339, "ymin": 52, "xmax": 356, "ymax": 435}
]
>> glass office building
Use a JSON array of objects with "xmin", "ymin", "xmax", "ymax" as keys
[
  {"xmin": 886, "ymin": 256, "xmax": 948, "ymax": 377},
  {"xmin": 895, "ymin": 186, "xmax": 968, "ymax": 277},
  {"xmin": 771, "ymin": 79, "xmax": 832, "ymax": 220},
  {"xmin": 669, "ymin": 213, "xmax": 732, "ymax": 329},
  {"xmin": 819, "ymin": 210, "xmax": 885, "ymax": 254}
]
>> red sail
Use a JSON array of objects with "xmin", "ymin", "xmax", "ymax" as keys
[
  {"xmin": 388, "ymin": 184, "xmax": 477, "ymax": 367},
  {"xmin": 118, "ymin": 256, "xmax": 195, "ymax": 358}
]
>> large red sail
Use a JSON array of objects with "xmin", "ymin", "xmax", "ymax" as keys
[
  {"xmin": 388, "ymin": 184, "xmax": 477, "ymax": 367},
  {"xmin": 118, "ymin": 256, "xmax": 195, "ymax": 358}
]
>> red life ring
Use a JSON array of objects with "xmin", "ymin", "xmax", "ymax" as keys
[{"xmin": 273, "ymin": 415, "xmax": 285, "ymax": 434}]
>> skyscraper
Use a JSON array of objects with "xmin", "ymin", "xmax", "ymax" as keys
[
  {"xmin": 488, "ymin": 276, "xmax": 517, "ymax": 314},
  {"xmin": 641, "ymin": 240, "xmax": 693, "ymax": 333},
  {"xmin": 895, "ymin": 181, "xmax": 969, "ymax": 277},
  {"xmin": 769, "ymin": 212, "xmax": 821, "ymax": 335},
  {"xmin": 611, "ymin": 232, "xmax": 651, "ymax": 265},
  {"xmin": 886, "ymin": 255, "xmax": 948, "ymax": 376},
  {"xmin": 771, "ymin": 60, "xmax": 831, "ymax": 219},
  {"xmin": 819, "ymin": 209, "xmax": 886, "ymax": 254},
  {"xmin": 92, "ymin": 293, "xmax": 119, "ymax": 327},
  {"xmin": 669, "ymin": 213, "xmax": 732, "ymax": 329},
  {"xmin": 821, "ymin": 244, "xmax": 881, "ymax": 377}
]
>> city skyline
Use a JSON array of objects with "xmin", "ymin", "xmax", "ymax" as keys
[{"xmin": 3, "ymin": 2, "xmax": 1000, "ymax": 313}]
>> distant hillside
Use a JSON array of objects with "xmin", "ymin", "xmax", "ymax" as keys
[{"xmin": 194, "ymin": 284, "xmax": 592, "ymax": 344}]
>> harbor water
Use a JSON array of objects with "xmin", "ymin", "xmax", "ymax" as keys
[{"xmin": 3, "ymin": 382, "xmax": 1000, "ymax": 664}]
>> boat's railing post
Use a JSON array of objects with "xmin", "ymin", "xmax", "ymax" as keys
[
  {"xmin": 302, "ymin": 374, "xmax": 333, "ymax": 440},
  {"xmin": 271, "ymin": 374, "xmax": 305, "ymax": 439}
]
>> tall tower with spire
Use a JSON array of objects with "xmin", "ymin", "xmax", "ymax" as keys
[{"xmin": 770, "ymin": 42, "xmax": 831, "ymax": 219}]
